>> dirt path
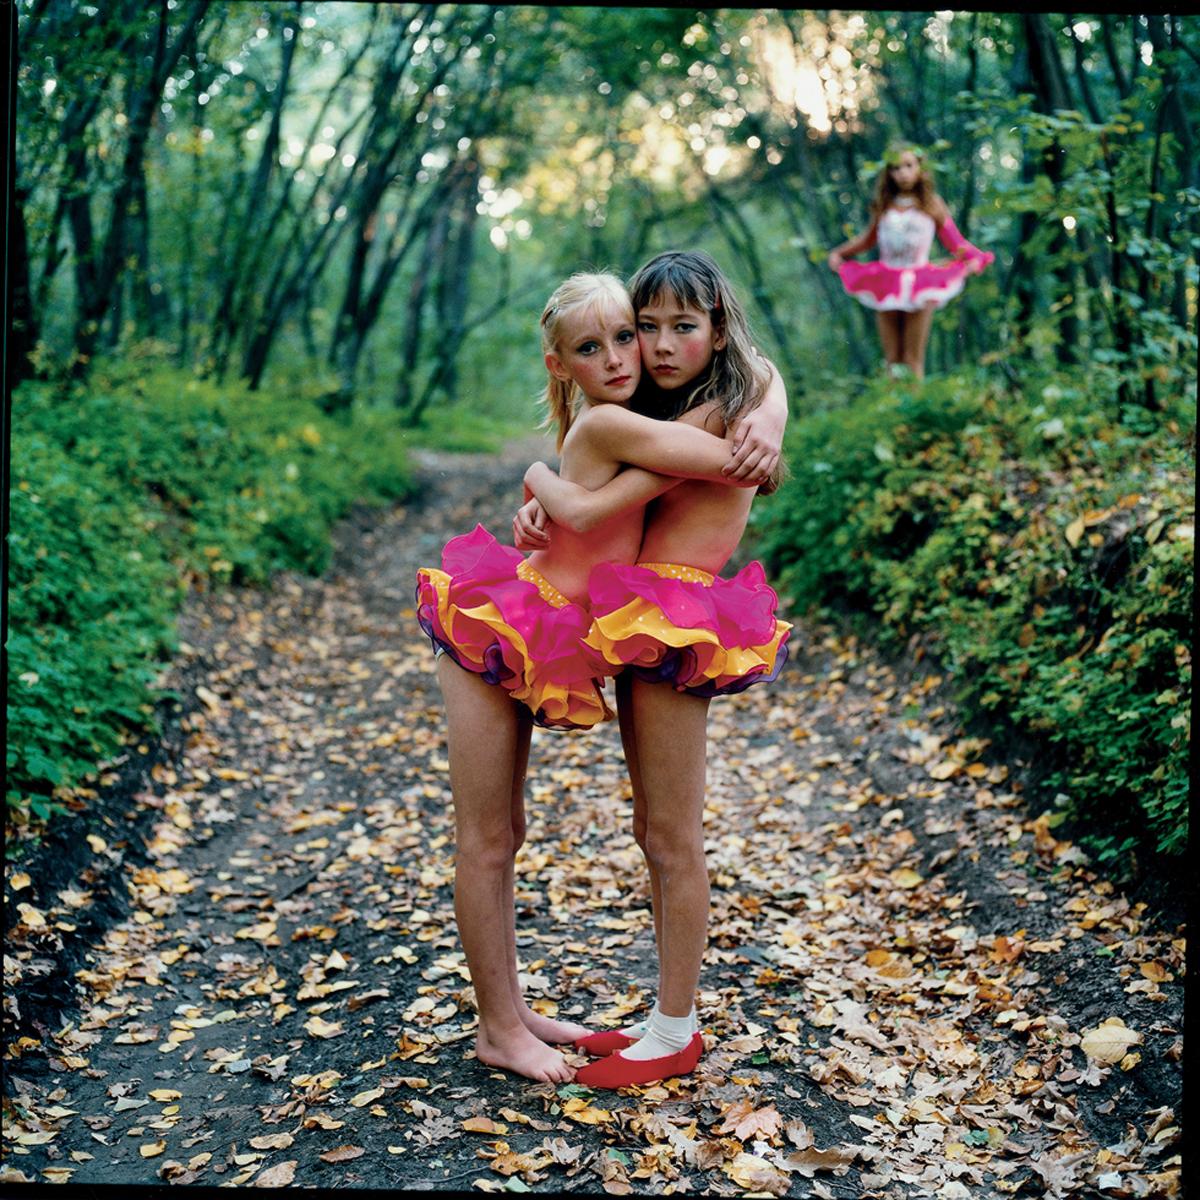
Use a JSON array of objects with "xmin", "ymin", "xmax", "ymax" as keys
[{"xmin": 3, "ymin": 439, "xmax": 1184, "ymax": 1196}]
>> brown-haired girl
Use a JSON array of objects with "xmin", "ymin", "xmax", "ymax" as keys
[{"xmin": 827, "ymin": 144, "xmax": 993, "ymax": 379}]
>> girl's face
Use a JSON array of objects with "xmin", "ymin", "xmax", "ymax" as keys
[
  {"xmin": 545, "ymin": 305, "xmax": 640, "ymax": 405},
  {"xmin": 888, "ymin": 151, "xmax": 922, "ymax": 192},
  {"xmin": 635, "ymin": 292, "xmax": 725, "ymax": 391}
]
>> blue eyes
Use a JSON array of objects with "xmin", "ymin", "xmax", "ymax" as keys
[{"xmin": 576, "ymin": 330, "xmax": 635, "ymax": 354}]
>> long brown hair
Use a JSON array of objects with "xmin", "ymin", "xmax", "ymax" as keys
[
  {"xmin": 869, "ymin": 144, "xmax": 942, "ymax": 222},
  {"xmin": 628, "ymin": 250, "xmax": 785, "ymax": 492},
  {"xmin": 538, "ymin": 272, "xmax": 635, "ymax": 451}
]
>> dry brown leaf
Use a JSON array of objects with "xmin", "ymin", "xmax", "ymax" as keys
[
  {"xmin": 715, "ymin": 1099, "xmax": 782, "ymax": 1142},
  {"xmin": 319, "ymin": 1145, "xmax": 365, "ymax": 1164},
  {"xmin": 462, "ymin": 1116, "xmax": 509, "ymax": 1134},
  {"xmin": 253, "ymin": 1160, "xmax": 298, "ymax": 1187}
]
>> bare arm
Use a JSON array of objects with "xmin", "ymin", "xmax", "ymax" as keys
[
  {"xmin": 524, "ymin": 462, "xmax": 680, "ymax": 534},
  {"xmin": 828, "ymin": 219, "xmax": 878, "ymax": 268},
  {"xmin": 724, "ymin": 357, "xmax": 788, "ymax": 481},
  {"xmin": 583, "ymin": 404, "xmax": 759, "ymax": 483}
]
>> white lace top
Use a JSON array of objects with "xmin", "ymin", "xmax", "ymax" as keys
[{"xmin": 876, "ymin": 199, "xmax": 936, "ymax": 268}]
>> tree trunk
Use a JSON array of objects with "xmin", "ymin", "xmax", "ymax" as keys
[
  {"xmin": 1023, "ymin": 12, "xmax": 1079, "ymax": 365},
  {"xmin": 9, "ymin": 183, "xmax": 39, "ymax": 386}
]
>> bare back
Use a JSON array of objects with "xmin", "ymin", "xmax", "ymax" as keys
[
  {"xmin": 636, "ymin": 404, "xmax": 755, "ymax": 573},
  {"xmin": 525, "ymin": 408, "xmax": 645, "ymax": 603}
]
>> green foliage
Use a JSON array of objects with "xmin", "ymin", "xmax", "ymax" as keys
[
  {"xmin": 754, "ymin": 368, "xmax": 1193, "ymax": 863},
  {"xmin": 6, "ymin": 365, "xmax": 417, "ymax": 826}
]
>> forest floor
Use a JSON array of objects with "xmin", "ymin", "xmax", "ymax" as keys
[{"xmin": 2, "ymin": 437, "xmax": 1185, "ymax": 1198}]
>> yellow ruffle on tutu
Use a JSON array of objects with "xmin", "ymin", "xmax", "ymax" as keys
[
  {"xmin": 415, "ymin": 525, "xmax": 611, "ymax": 730},
  {"xmin": 584, "ymin": 560, "xmax": 791, "ymax": 697}
]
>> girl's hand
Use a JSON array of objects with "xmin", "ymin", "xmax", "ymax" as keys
[
  {"xmin": 513, "ymin": 495, "xmax": 551, "ymax": 551},
  {"xmin": 725, "ymin": 403, "xmax": 784, "ymax": 483},
  {"xmin": 827, "ymin": 250, "xmax": 844, "ymax": 271}
]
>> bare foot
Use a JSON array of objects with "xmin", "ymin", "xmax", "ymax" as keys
[
  {"xmin": 519, "ymin": 1009, "xmax": 591, "ymax": 1045},
  {"xmin": 475, "ymin": 1026, "xmax": 575, "ymax": 1083}
]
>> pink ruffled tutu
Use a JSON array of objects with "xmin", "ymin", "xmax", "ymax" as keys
[
  {"xmin": 838, "ymin": 208, "xmax": 994, "ymax": 313},
  {"xmin": 583, "ymin": 560, "xmax": 791, "ymax": 697},
  {"xmin": 415, "ymin": 525, "xmax": 611, "ymax": 730},
  {"xmin": 838, "ymin": 256, "xmax": 992, "ymax": 312}
]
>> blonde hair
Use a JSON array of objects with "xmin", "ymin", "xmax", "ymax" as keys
[
  {"xmin": 539, "ymin": 272, "xmax": 635, "ymax": 451},
  {"xmin": 628, "ymin": 250, "xmax": 786, "ymax": 494},
  {"xmin": 870, "ymin": 143, "xmax": 942, "ymax": 222}
]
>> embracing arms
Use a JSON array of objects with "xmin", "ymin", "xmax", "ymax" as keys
[{"xmin": 515, "ymin": 361, "xmax": 789, "ymax": 544}]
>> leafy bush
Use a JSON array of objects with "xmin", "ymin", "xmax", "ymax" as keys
[
  {"xmin": 6, "ymin": 366, "xmax": 417, "ymax": 825},
  {"xmin": 754, "ymin": 369, "xmax": 1193, "ymax": 862}
]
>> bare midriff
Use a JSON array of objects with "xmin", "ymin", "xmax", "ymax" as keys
[{"xmin": 525, "ymin": 507, "xmax": 643, "ymax": 606}]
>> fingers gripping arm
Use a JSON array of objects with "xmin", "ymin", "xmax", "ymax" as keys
[{"xmin": 725, "ymin": 357, "xmax": 788, "ymax": 482}]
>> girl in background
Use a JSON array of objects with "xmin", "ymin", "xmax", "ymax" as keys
[
  {"xmin": 828, "ymin": 145, "xmax": 993, "ymax": 380},
  {"xmin": 416, "ymin": 270, "xmax": 784, "ymax": 1082}
]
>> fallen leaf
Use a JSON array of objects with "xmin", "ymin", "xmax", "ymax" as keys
[
  {"xmin": 320, "ymin": 1145, "xmax": 365, "ymax": 1164},
  {"xmin": 1080, "ymin": 1018, "xmax": 1142, "ymax": 1064},
  {"xmin": 249, "ymin": 1133, "xmax": 295, "ymax": 1150},
  {"xmin": 253, "ymin": 1160, "xmax": 298, "ymax": 1187}
]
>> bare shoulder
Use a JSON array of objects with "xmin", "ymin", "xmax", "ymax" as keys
[{"xmin": 677, "ymin": 400, "xmax": 726, "ymax": 437}]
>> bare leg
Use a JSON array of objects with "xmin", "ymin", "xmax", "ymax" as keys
[
  {"xmin": 437, "ymin": 657, "xmax": 573, "ymax": 1082},
  {"xmin": 618, "ymin": 671, "xmax": 664, "ymax": 1000},
  {"xmin": 875, "ymin": 310, "xmax": 903, "ymax": 369},
  {"xmin": 499, "ymin": 706, "xmax": 589, "ymax": 1044},
  {"xmin": 628, "ymin": 678, "xmax": 711, "ymax": 1018},
  {"xmin": 902, "ymin": 304, "xmax": 936, "ymax": 379}
]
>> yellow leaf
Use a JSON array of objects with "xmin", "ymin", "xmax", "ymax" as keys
[
  {"xmin": 236, "ymin": 919, "xmax": 278, "ymax": 942},
  {"xmin": 349, "ymin": 1088, "xmax": 385, "ymax": 1107},
  {"xmin": 249, "ymin": 1133, "xmax": 294, "ymax": 1150},
  {"xmin": 562, "ymin": 1097, "xmax": 613, "ymax": 1124},
  {"xmin": 890, "ymin": 868, "xmax": 924, "ymax": 889},
  {"xmin": 304, "ymin": 1016, "xmax": 344, "ymax": 1039},
  {"xmin": 9, "ymin": 872, "xmax": 31, "ymax": 891},
  {"xmin": 927, "ymin": 760, "xmax": 960, "ymax": 780},
  {"xmin": 462, "ymin": 1117, "xmax": 508, "ymax": 1134},
  {"xmin": 1065, "ymin": 516, "xmax": 1085, "ymax": 547},
  {"xmin": 195, "ymin": 686, "xmax": 222, "ymax": 713},
  {"xmin": 723, "ymin": 1151, "xmax": 790, "ymax": 1193},
  {"xmin": 148, "ymin": 1089, "xmax": 181, "ymax": 1102},
  {"xmin": 139, "ymin": 1141, "xmax": 166, "ymax": 1158},
  {"xmin": 1080, "ymin": 1018, "xmax": 1142, "ymax": 1064},
  {"xmin": 1140, "ymin": 961, "xmax": 1172, "ymax": 983},
  {"xmin": 17, "ymin": 903, "xmax": 47, "ymax": 928}
]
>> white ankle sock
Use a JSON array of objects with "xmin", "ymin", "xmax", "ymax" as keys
[{"xmin": 622, "ymin": 1005, "xmax": 697, "ymax": 1061}]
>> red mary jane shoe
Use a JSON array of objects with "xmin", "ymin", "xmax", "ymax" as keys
[
  {"xmin": 574, "ymin": 1029, "xmax": 639, "ymax": 1056},
  {"xmin": 574, "ymin": 1033, "xmax": 704, "ymax": 1089}
]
